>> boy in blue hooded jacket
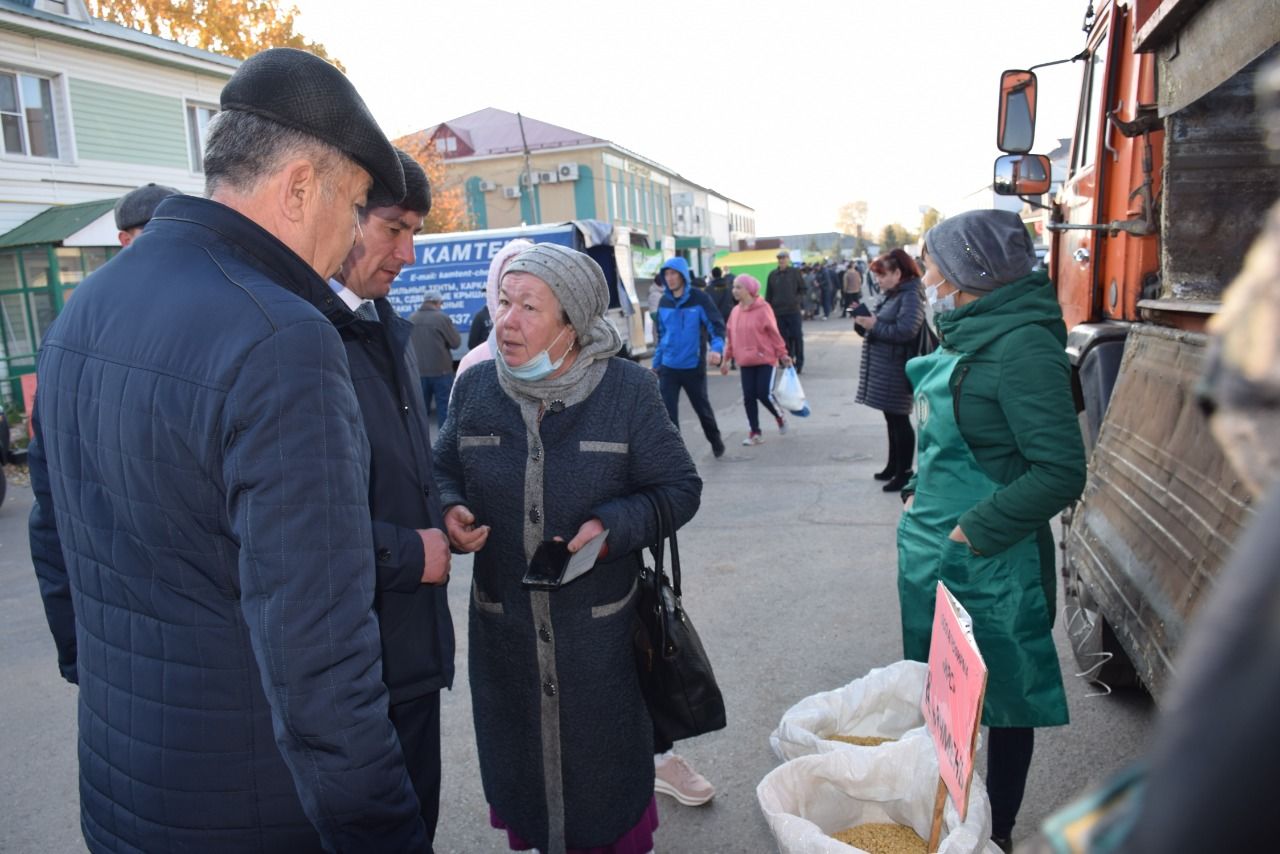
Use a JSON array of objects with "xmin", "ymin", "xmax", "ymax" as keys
[{"xmin": 652, "ymin": 256, "xmax": 727, "ymax": 457}]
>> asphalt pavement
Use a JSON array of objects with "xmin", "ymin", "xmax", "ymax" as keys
[{"xmin": 0, "ymin": 318, "xmax": 1154, "ymax": 853}]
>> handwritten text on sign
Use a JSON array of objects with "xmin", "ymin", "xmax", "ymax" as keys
[{"xmin": 921, "ymin": 581, "xmax": 988, "ymax": 820}]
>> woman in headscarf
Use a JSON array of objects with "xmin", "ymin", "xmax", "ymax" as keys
[
  {"xmin": 433, "ymin": 243, "xmax": 702, "ymax": 854},
  {"xmin": 854, "ymin": 248, "xmax": 927, "ymax": 491},
  {"xmin": 897, "ymin": 209, "xmax": 1087, "ymax": 852},
  {"xmin": 719, "ymin": 273, "xmax": 792, "ymax": 444}
]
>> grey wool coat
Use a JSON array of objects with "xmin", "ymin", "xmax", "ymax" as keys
[
  {"xmin": 433, "ymin": 357, "xmax": 702, "ymax": 854},
  {"xmin": 856, "ymin": 279, "xmax": 926, "ymax": 415}
]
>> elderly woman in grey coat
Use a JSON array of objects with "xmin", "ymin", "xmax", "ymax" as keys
[
  {"xmin": 855, "ymin": 248, "xmax": 927, "ymax": 492},
  {"xmin": 434, "ymin": 243, "xmax": 702, "ymax": 854}
]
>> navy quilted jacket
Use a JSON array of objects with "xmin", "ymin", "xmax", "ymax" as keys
[
  {"xmin": 28, "ymin": 196, "xmax": 425, "ymax": 853},
  {"xmin": 333, "ymin": 297, "xmax": 453, "ymax": 702}
]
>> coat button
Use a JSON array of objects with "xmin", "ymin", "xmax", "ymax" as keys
[
  {"xmin": 542, "ymin": 680, "xmax": 557, "ymax": 696},
  {"xmin": 531, "ymin": 445, "xmax": 541, "ymax": 461},
  {"xmin": 538, "ymin": 626, "xmax": 552, "ymax": 642},
  {"xmin": 530, "ymin": 506, "xmax": 540, "ymax": 523},
  {"xmin": 549, "ymin": 400, "xmax": 565, "ymax": 413},
  {"xmin": 376, "ymin": 548, "xmax": 391, "ymax": 562}
]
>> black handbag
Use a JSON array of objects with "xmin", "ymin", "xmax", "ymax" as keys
[
  {"xmin": 632, "ymin": 490, "xmax": 727, "ymax": 743},
  {"xmin": 915, "ymin": 319, "xmax": 939, "ymax": 357}
]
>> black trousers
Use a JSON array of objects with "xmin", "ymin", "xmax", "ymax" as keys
[
  {"xmin": 987, "ymin": 726, "xmax": 1035, "ymax": 839},
  {"xmin": 388, "ymin": 691, "xmax": 442, "ymax": 846},
  {"xmin": 740, "ymin": 365, "xmax": 781, "ymax": 433},
  {"xmin": 883, "ymin": 411, "xmax": 915, "ymax": 477},
  {"xmin": 659, "ymin": 366, "xmax": 721, "ymax": 447},
  {"xmin": 774, "ymin": 312, "xmax": 804, "ymax": 373}
]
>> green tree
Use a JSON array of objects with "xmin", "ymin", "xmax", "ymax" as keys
[
  {"xmin": 880, "ymin": 224, "xmax": 901, "ymax": 252},
  {"xmin": 86, "ymin": 0, "xmax": 343, "ymax": 68},
  {"xmin": 920, "ymin": 206, "xmax": 943, "ymax": 235}
]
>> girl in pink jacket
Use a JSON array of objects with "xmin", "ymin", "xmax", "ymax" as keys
[{"xmin": 720, "ymin": 274, "xmax": 793, "ymax": 444}]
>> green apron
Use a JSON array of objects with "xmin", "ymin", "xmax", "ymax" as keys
[{"xmin": 897, "ymin": 347, "xmax": 1068, "ymax": 728}]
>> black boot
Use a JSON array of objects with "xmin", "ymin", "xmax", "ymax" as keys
[
  {"xmin": 874, "ymin": 466, "xmax": 894, "ymax": 481},
  {"xmin": 883, "ymin": 471, "xmax": 912, "ymax": 492}
]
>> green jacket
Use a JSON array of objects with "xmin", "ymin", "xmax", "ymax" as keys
[{"xmin": 930, "ymin": 272, "xmax": 1086, "ymax": 567}]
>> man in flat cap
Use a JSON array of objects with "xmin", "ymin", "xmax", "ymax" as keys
[
  {"xmin": 410, "ymin": 289, "xmax": 462, "ymax": 427},
  {"xmin": 327, "ymin": 149, "xmax": 454, "ymax": 844},
  {"xmin": 29, "ymin": 48, "xmax": 428, "ymax": 852},
  {"xmin": 113, "ymin": 182, "xmax": 179, "ymax": 246},
  {"xmin": 767, "ymin": 249, "xmax": 806, "ymax": 372}
]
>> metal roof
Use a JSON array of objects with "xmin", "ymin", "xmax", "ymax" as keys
[
  {"xmin": 0, "ymin": 198, "xmax": 118, "ymax": 248},
  {"xmin": 403, "ymin": 107, "xmax": 606, "ymax": 158},
  {"xmin": 0, "ymin": 0, "xmax": 240, "ymax": 70}
]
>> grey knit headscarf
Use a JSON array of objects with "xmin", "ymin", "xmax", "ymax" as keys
[
  {"xmin": 924, "ymin": 209, "xmax": 1037, "ymax": 295},
  {"xmin": 495, "ymin": 243, "xmax": 622, "ymax": 409}
]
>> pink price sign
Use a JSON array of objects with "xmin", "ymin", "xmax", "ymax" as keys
[{"xmin": 921, "ymin": 581, "xmax": 988, "ymax": 820}]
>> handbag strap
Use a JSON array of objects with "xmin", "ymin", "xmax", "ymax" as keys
[{"xmin": 640, "ymin": 489, "xmax": 682, "ymax": 598}]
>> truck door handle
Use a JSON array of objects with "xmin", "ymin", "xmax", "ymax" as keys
[{"xmin": 1073, "ymin": 247, "xmax": 1091, "ymax": 263}]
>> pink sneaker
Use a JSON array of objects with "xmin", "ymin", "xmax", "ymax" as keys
[
  {"xmin": 654, "ymin": 753, "xmax": 715, "ymax": 806},
  {"xmin": 741, "ymin": 432, "xmax": 763, "ymax": 446}
]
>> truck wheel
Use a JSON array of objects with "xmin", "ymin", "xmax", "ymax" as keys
[{"xmin": 1063, "ymin": 588, "xmax": 1141, "ymax": 692}]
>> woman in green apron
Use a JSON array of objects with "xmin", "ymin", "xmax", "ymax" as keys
[{"xmin": 897, "ymin": 210, "xmax": 1087, "ymax": 853}]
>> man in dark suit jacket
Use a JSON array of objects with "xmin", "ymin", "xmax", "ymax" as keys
[{"xmin": 328, "ymin": 149, "xmax": 454, "ymax": 845}]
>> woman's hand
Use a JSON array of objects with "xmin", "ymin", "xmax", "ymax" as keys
[
  {"xmin": 948, "ymin": 525, "xmax": 969, "ymax": 544},
  {"xmin": 719, "ymin": 360, "xmax": 729, "ymax": 375},
  {"xmin": 904, "ymin": 495, "xmax": 915, "ymax": 511},
  {"xmin": 565, "ymin": 517, "xmax": 608, "ymax": 558},
  {"xmin": 854, "ymin": 314, "xmax": 877, "ymax": 330},
  {"xmin": 444, "ymin": 505, "xmax": 490, "ymax": 553},
  {"xmin": 780, "ymin": 355, "xmax": 794, "ymax": 367}
]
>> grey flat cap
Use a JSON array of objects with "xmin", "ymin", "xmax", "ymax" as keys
[
  {"xmin": 114, "ymin": 183, "xmax": 180, "ymax": 231},
  {"xmin": 423, "ymin": 290, "xmax": 444, "ymax": 303},
  {"xmin": 220, "ymin": 48, "xmax": 404, "ymax": 201}
]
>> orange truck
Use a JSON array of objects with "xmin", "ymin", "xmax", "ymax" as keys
[{"xmin": 991, "ymin": 0, "xmax": 1279, "ymax": 697}]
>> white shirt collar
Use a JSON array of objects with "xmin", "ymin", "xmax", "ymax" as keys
[{"xmin": 328, "ymin": 278, "xmax": 373, "ymax": 314}]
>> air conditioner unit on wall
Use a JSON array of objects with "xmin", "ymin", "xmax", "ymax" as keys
[
  {"xmin": 519, "ymin": 173, "xmax": 539, "ymax": 187},
  {"xmin": 478, "ymin": 180, "xmax": 497, "ymax": 192},
  {"xmin": 536, "ymin": 170, "xmax": 559, "ymax": 184},
  {"xmin": 558, "ymin": 163, "xmax": 579, "ymax": 181},
  {"xmin": 503, "ymin": 186, "xmax": 521, "ymax": 199}
]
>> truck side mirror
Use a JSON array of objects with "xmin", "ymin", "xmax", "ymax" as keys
[
  {"xmin": 997, "ymin": 70, "xmax": 1038, "ymax": 153},
  {"xmin": 993, "ymin": 154, "xmax": 1052, "ymax": 196}
]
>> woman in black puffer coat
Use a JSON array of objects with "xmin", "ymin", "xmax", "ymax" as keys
[{"xmin": 854, "ymin": 248, "xmax": 926, "ymax": 492}]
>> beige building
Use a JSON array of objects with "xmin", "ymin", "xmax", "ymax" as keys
[{"xmin": 396, "ymin": 108, "xmax": 754, "ymax": 256}]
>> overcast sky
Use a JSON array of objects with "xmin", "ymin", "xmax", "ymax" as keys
[{"xmin": 294, "ymin": 0, "xmax": 1093, "ymax": 236}]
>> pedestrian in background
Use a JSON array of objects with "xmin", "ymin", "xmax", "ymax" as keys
[
  {"xmin": 767, "ymin": 249, "xmax": 806, "ymax": 372},
  {"xmin": 898, "ymin": 210, "xmax": 1086, "ymax": 852},
  {"xmin": 410, "ymin": 289, "xmax": 461, "ymax": 427},
  {"xmin": 653, "ymin": 256, "xmax": 727, "ymax": 458},
  {"xmin": 113, "ymin": 182, "xmax": 179, "ymax": 246},
  {"xmin": 842, "ymin": 258, "xmax": 865, "ymax": 316},
  {"xmin": 28, "ymin": 47, "xmax": 426, "ymax": 852},
  {"xmin": 819, "ymin": 261, "xmax": 836, "ymax": 320},
  {"xmin": 854, "ymin": 248, "xmax": 926, "ymax": 492},
  {"xmin": 456, "ymin": 238, "xmax": 533, "ymax": 384},
  {"xmin": 433, "ymin": 243, "xmax": 702, "ymax": 854},
  {"xmin": 327, "ymin": 149, "xmax": 454, "ymax": 843},
  {"xmin": 706, "ymin": 265, "xmax": 736, "ymax": 330},
  {"xmin": 720, "ymin": 273, "xmax": 792, "ymax": 444}
]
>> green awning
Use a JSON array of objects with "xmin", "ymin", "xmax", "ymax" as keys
[
  {"xmin": 0, "ymin": 198, "xmax": 119, "ymax": 249},
  {"xmin": 675, "ymin": 236, "xmax": 713, "ymax": 250}
]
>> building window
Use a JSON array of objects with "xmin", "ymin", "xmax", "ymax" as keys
[
  {"xmin": 1, "ymin": 70, "xmax": 59, "ymax": 158},
  {"xmin": 435, "ymin": 135, "xmax": 458, "ymax": 153},
  {"xmin": 186, "ymin": 102, "xmax": 217, "ymax": 172}
]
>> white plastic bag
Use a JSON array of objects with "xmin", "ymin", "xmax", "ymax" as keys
[
  {"xmin": 771, "ymin": 661, "xmax": 929, "ymax": 761},
  {"xmin": 772, "ymin": 366, "xmax": 811, "ymax": 416},
  {"xmin": 756, "ymin": 737, "xmax": 1001, "ymax": 854}
]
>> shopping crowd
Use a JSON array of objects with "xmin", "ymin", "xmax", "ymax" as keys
[{"xmin": 25, "ymin": 43, "xmax": 1273, "ymax": 854}]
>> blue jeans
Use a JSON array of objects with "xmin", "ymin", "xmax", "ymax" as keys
[{"xmin": 421, "ymin": 374, "xmax": 453, "ymax": 428}]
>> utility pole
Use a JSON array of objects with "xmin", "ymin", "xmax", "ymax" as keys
[{"xmin": 517, "ymin": 112, "xmax": 538, "ymax": 225}]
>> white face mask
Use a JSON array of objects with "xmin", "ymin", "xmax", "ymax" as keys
[
  {"xmin": 927, "ymin": 283, "xmax": 957, "ymax": 314},
  {"xmin": 500, "ymin": 326, "xmax": 571, "ymax": 382}
]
